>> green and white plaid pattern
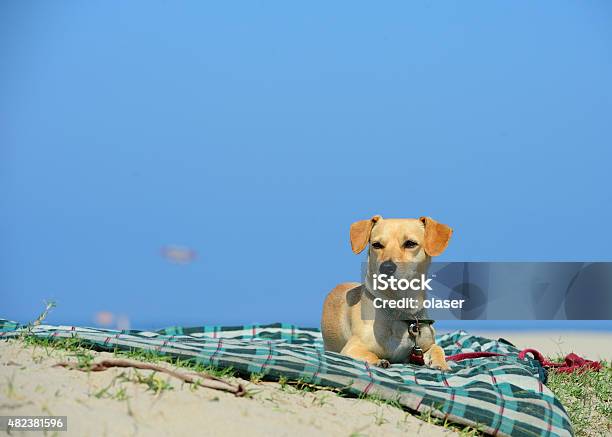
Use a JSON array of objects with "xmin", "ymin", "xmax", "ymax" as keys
[{"xmin": 0, "ymin": 319, "xmax": 572, "ymax": 437}]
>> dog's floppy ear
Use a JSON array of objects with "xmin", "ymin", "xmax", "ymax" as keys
[
  {"xmin": 419, "ymin": 216, "xmax": 453, "ymax": 256},
  {"xmin": 350, "ymin": 215, "xmax": 382, "ymax": 254}
]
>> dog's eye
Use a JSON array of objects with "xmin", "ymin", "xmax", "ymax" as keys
[
  {"xmin": 371, "ymin": 242, "xmax": 384, "ymax": 249},
  {"xmin": 403, "ymin": 240, "xmax": 418, "ymax": 249}
]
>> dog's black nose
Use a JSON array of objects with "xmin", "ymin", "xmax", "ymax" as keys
[{"xmin": 379, "ymin": 260, "xmax": 397, "ymax": 276}]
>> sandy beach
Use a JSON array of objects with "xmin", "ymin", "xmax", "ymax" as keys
[
  {"xmin": 0, "ymin": 339, "xmax": 453, "ymax": 437},
  {"xmin": 472, "ymin": 331, "xmax": 612, "ymax": 361},
  {"xmin": 1, "ymin": 331, "xmax": 609, "ymax": 436}
]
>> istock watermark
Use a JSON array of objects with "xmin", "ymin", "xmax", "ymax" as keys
[
  {"xmin": 368, "ymin": 273, "xmax": 465, "ymax": 311},
  {"xmin": 371, "ymin": 273, "xmax": 433, "ymax": 291},
  {"xmin": 360, "ymin": 262, "xmax": 612, "ymax": 321},
  {"xmin": 371, "ymin": 295, "xmax": 466, "ymax": 310}
]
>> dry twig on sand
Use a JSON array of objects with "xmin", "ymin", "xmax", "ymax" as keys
[{"xmin": 54, "ymin": 358, "xmax": 246, "ymax": 397}]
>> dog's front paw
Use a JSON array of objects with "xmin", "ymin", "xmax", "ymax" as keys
[
  {"xmin": 375, "ymin": 359, "xmax": 391, "ymax": 368},
  {"xmin": 428, "ymin": 361, "xmax": 451, "ymax": 372},
  {"xmin": 424, "ymin": 345, "xmax": 451, "ymax": 372}
]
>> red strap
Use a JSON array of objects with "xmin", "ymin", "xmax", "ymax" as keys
[
  {"xmin": 446, "ymin": 351, "xmax": 504, "ymax": 361},
  {"xmin": 444, "ymin": 349, "xmax": 601, "ymax": 374},
  {"xmin": 411, "ymin": 347, "xmax": 601, "ymax": 374},
  {"xmin": 518, "ymin": 348, "xmax": 602, "ymax": 373}
]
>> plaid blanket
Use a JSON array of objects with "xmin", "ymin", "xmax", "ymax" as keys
[{"xmin": 0, "ymin": 319, "xmax": 572, "ymax": 437}]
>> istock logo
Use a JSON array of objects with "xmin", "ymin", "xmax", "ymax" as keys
[{"xmin": 372, "ymin": 274, "xmax": 433, "ymax": 291}]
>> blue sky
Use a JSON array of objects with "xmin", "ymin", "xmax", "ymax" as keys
[{"xmin": 2, "ymin": 1, "xmax": 611, "ymax": 329}]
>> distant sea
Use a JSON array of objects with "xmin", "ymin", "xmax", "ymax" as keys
[
  {"xmin": 19, "ymin": 317, "xmax": 612, "ymax": 332},
  {"xmin": 435, "ymin": 320, "xmax": 612, "ymax": 332}
]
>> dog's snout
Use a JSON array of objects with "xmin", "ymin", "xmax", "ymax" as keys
[{"xmin": 379, "ymin": 260, "xmax": 397, "ymax": 276}]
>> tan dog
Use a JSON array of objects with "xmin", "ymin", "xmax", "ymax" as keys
[{"xmin": 321, "ymin": 216, "xmax": 453, "ymax": 370}]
